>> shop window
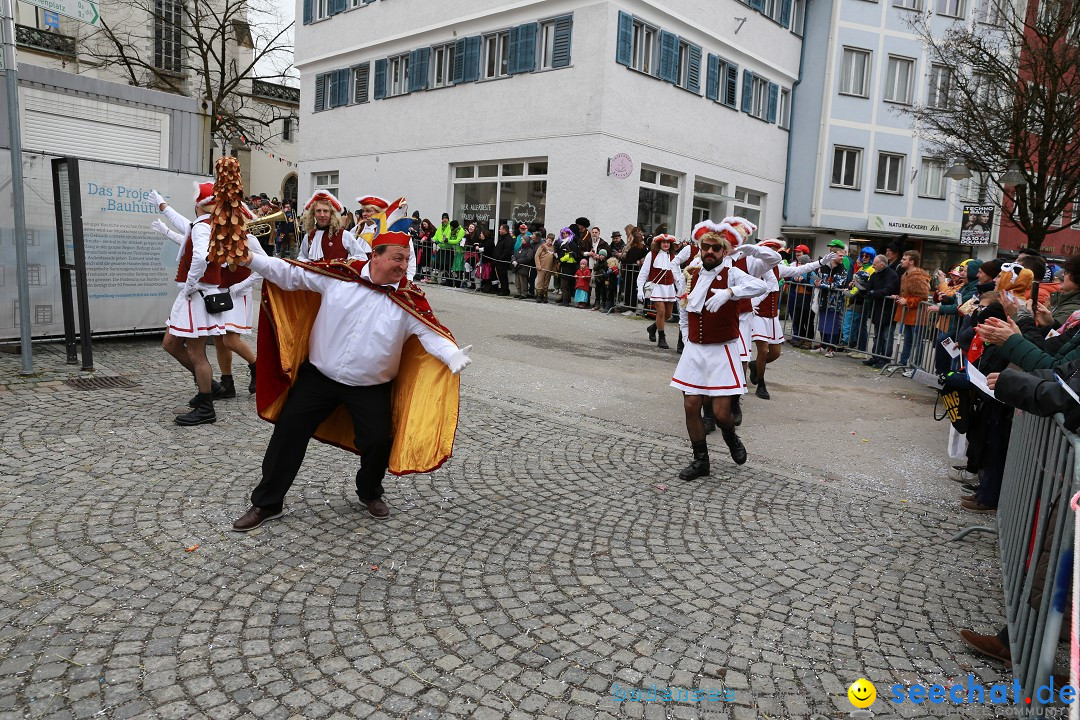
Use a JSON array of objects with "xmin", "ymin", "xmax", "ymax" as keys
[
  {"xmin": 638, "ymin": 166, "xmax": 681, "ymax": 235},
  {"xmin": 693, "ymin": 179, "xmax": 729, "ymax": 227},
  {"xmin": 452, "ymin": 159, "xmax": 549, "ymax": 231}
]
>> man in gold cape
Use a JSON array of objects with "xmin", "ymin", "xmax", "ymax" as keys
[{"xmin": 232, "ymin": 228, "xmax": 471, "ymax": 531}]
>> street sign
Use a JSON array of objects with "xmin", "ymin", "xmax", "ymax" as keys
[{"xmin": 23, "ymin": 0, "xmax": 99, "ymax": 26}]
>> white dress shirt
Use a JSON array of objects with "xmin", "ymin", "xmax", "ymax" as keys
[
  {"xmin": 249, "ymin": 253, "xmax": 459, "ymax": 386},
  {"xmin": 297, "ymin": 228, "xmax": 368, "ymax": 262}
]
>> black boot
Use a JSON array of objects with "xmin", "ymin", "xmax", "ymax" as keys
[
  {"xmin": 189, "ymin": 379, "xmax": 224, "ymax": 408},
  {"xmin": 748, "ymin": 363, "xmax": 759, "ymax": 385},
  {"xmin": 756, "ymin": 380, "xmax": 771, "ymax": 400},
  {"xmin": 657, "ymin": 330, "xmax": 670, "ymax": 349},
  {"xmin": 217, "ymin": 375, "xmax": 236, "ymax": 399},
  {"xmin": 647, "ymin": 322, "xmax": 657, "ymax": 343},
  {"xmin": 702, "ymin": 402, "xmax": 716, "ymax": 434},
  {"xmin": 176, "ymin": 393, "xmax": 216, "ymax": 426},
  {"xmin": 248, "ymin": 362, "xmax": 257, "ymax": 394},
  {"xmin": 731, "ymin": 395, "xmax": 743, "ymax": 427},
  {"xmin": 722, "ymin": 428, "xmax": 747, "ymax": 465},
  {"xmin": 677, "ymin": 335, "xmax": 685, "ymax": 354},
  {"xmin": 679, "ymin": 440, "xmax": 710, "ymax": 480}
]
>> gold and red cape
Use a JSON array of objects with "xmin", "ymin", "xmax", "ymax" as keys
[{"xmin": 254, "ymin": 258, "xmax": 459, "ymax": 475}]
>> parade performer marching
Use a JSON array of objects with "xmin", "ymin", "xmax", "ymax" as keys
[
  {"xmin": 721, "ymin": 216, "xmax": 765, "ymax": 425},
  {"xmin": 672, "ymin": 220, "xmax": 772, "ymax": 478},
  {"xmin": 637, "ymin": 234, "xmax": 684, "ymax": 349},
  {"xmin": 151, "ymin": 189, "xmax": 261, "ymax": 399},
  {"xmin": 231, "ymin": 230, "xmax": 472, "ymax": 531},
  {"xmin": 296, "ymin": 191, "xmax": 367, "ymax": 261},
  {"xmin": 355, "ymin": 194, "xmax": 418, "ymax": 280},
  {"xmin": 748, "ymin": 239, "xmax": 836, "ymax": 400}
]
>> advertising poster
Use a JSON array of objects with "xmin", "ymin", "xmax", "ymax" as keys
[{"xmin": 960, "ymin": 205, "xmax": 995, "ymax": 245}]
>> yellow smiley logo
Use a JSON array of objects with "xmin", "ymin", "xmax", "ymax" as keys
[{"xmin": 847, "ymin": 678, "xmax": 877, "ymax": 708}]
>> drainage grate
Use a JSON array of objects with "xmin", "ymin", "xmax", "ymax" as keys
[{"xmin": 64, "ymin": 376, "xmax": 140, "ymax": 391}]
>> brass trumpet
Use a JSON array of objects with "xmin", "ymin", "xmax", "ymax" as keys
[{"xmin": 247, "ymin": 208, "xmax": 288, "ymax": 241}]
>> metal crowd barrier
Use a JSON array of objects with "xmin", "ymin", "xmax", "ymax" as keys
[{"xmin": 996, "ymin": 410, "xmax": 1079, "ymax": 715}]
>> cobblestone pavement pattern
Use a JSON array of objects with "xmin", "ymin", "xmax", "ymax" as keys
[{"xmin": 0, "ymin": 287, "xmax": 1009, "ymax": 719}]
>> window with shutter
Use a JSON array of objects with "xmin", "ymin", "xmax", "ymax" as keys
[
  {"xmin": 314, "ymin": 73, "xmax": 327, "ymax": 111},
  {"xmin": 741, "ymin": 70, "xmax": 753, "ymax": 112},
  {"xmin": 780, "ymin": 0, "xmax": 793, "ymax": 27},
  {"xmin": 551, "ymin": 15, "xmax": 572, "ymax": 68},
  {"xmin": 329, "ymin": 0, "xmax": 345, "ymax": 16},
  {"xmin": 658, "ymin": 30, "xmax": 678, "ymax": 83},
  {"xmin": 723, "ymin": 63, "xmax": 739, "ymax": 108},
  {"xmin": 303, "ymin": 0, "xmax": 312, "ymax": 24},
  {"xmin": 431, "ymin": 43, "xmax": 455, "ymax": 88},
  {"xmin": 352, "ymin": 63, "xmax": 370, "ymax": 103},
  {"xmin": 686, "ymin": 43, "xmax": 702, "ymax": 93},
  {"xmin": 767, "ymin": 83, "xmax": 778, "ymax": 123},
  {"xmin": 334, "ymin": 69, "xmax": 350, "ymax": 106},
  {"xmin": 705, "ymin": 54, "xmax": 720, "ymax": 101},
  {"xmin": 463, "ymin": 36, "xmax": 482, "ymax": 82},
  {"xmin": 452, "ymin": 38, "xmax": 467, "ymax": 83},
  {"xmin": 408, "ymin": 48, "xmax": 430, "ymax": 92},
  {"xmin": 509, "ymin": 22, "xmax": 537, "ymax": 74},
  {"xmin": 616, "ymin": 11, "xmax": 633, "ymax": 66},
  {"xmin": 373, "ymin": 58, "xmax": 387, "ymax": 99}
]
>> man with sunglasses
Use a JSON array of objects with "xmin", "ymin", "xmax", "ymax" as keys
[{"xmin": 672, "ymin": 220, "xmax": 776, "ymax": 479}]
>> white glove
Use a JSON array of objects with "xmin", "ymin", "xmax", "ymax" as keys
[
  {"xmin": 149, "ymin": 189, "xmax": 165, "ymax": 208},
  {"xmin": 150, "ymin": 219, "xmax": 171, "ymax": 236},
  {"xmin": 728, "ymin": 244, "xmax": 751, "ymax": 259},
  {"xmin": 447, "ymin": 345, "xmax": 472, "ymax": 374},
  {"xmin": 819, "ymin": 252, "xmax": 837, "ymax": 267},
  {"xmin": 705, "ymin": 288, "xmax": 733, "ymax": 312},
  {"xmin": 183, "ymin": 283, "xmax": 200, "ymax": 298}
]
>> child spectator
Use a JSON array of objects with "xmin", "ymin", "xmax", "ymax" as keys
[{"xmin": 574, "ymin": 259, "xmax": 592, "ymax": 308}]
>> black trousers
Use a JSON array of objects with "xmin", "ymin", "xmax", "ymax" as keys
[
  {"xmin": 251, "ymin": 363, "xmax": 393, "ymax": 510},
  {"xmin": 559, "ymin": 270, "xmax": 575, "ymax": 304},
  {"xmin": 494, "ymin": 261, "xmax": 511, "ymax": 294}
]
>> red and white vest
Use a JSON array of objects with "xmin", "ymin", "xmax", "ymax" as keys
[
  {"xmin": 308, "ymin": 228, "xmax": 348, "ymax": 261},
  {"xmin": 756, "ymin": 266, "xmax": 781, "ymax": 318},
  {"xmin": 647, "ymin": 250, "xmax": 676, "ymax": 284},
  {"xmin": 175, "ymin": 220, "xmax": 222, "ymax": 285},
  {"xmin": 686, "ymin": 267, "xmax": 740, "ymax": 344},
  {"xmin": 733, "ymin": 257, "xmax": 753, "ymax": 315}
]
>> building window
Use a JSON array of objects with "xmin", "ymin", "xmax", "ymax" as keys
[
  {"xmin": 936, "ymin": 0, "xmax": 966, "ymax": 16},
  {"xmin": 451, "ymin": 159, "xmax": 548, "ymax": 231},
  {"xmin": 387, "ymin": 54, "xmax": 409, "ymax": 96},
  {"xmin": 778, "ymin": 88, "xmax": 791, "ymax": 129},
  {"xmin": 352, "ymin": 63, "xmax": 370, "ymax": 103},
  {"xmin": 315, "ymin": 0, "xmax": 329, "ymax": 20},
  {"xmin": 314, "ymin": 73, "xmax": 329, "ymax": 111},
  {"xmin": 314, "ymin": 171, "xmax": 339, "ymax": 198},
  {"xmin": 893, "ymin": 0, "xmax": 921, "ymax": 9},
  {"xmin": 26, "ymin": 264, "xmax": 42, "ymax": 286},
  {"xmin": 482, "ymin": 31, "xmax": 510, "ymax": 80},
  {"xmin": 631, "ymin": 19, "xmax": 658, "ymax": 75},
  {"xmin": 693, "ymin": 179, "xmax": 729, "ymax": 227},
  {"xmin": 733, "ymin": 188, "xmax": 763, "ymax": 240},
  {"xmin": 927, "ymin": 64, "xmax": 953, "ymax": 109},
  {"xmin": 638, "ymin": 167, "xmax": 681, "ymax": 235},
  {"xmin": 282, "ymin": 117, "xmax": 294, "ymax": 142},
  {"xmin": 977, "ymin": 0, "xmax": 1004, "ymax": 24},
  {"xmin": 749, "ymin": 74, "xmax": 770, "ymax": 120},
  {"xmin": 831, "ymin": 146, "xmax": 862, "ymax": 189},
  {"xmin": 920, "ymin": 157, "xmax": 946, "ymax": 198},
  {"xmin": 26, "ymin": 229, "xmax": 39, "ymax": 246},
  {"xmin": 792, "ymin": 0, "xmax": 806, "ymax": 34},
  {"xmin": 154, "ymin": 0, "xmax": 182, "ymax": 73},
  {"xmin": 875, "ymin": 153, "xmax": 905, "ymax": 194},
  {"xmin": 717, "ymin": 59, "xmax": 739, "ymax": 108},
  {"xmin": 432, "ymin": 43, "xmax": 456, "ymax": 88},
  {"xmin": 35, "ymin": 305, "xmax": 52, "ymax": 324},
  {"xmin": 884, "ymin": 55, "xmax": 915, "ymax": 104},
  {"xmin": 840, "ymin": 47, "xmax": 871, "ymax": 97}
]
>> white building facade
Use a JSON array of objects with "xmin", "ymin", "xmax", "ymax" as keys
[
  {"xmin": 297, "ymin": 0, "xmax": 805, "ymax": 239},
  {"xmin": 783, "ymin": 0, "xmax": 999, "ymax": 268}
]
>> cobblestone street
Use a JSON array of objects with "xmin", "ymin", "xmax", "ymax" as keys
[{"xmin": 0, "ymin": 287, "xmax": 1010, "ymax": 719}]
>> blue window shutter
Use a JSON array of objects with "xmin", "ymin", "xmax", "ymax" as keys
[
  {"xmin": 750, "ymin": 0, "xmax": 766, "ymax": 12},
  {"xmin": 463, "ymin": 36, "xmax": 481, "ymax": 82},
  {"xmin": 507, "ymin": 25, "xmax": 521, "ymax": 75},
  {"xmin": 407, "ymin": 50, "xmax": 419, "ymax": 92},
  {"xmin": 741, "ymin": 70, "xmax": 753, "ymax": 112},
  {"xmin": 452, "ymin": 38, "xmax": 467, "ymax": 83},
  {"xmin": 373, "ymin": 58, "xmax": 387, "ymax": 99},
  {"xmin": 616, "ymin": 11, "xmax": 633, "ymax": 66},
  {"xmin": 516, "ymin": 22, "xmax": 537, "ymax": 73},
  {"xmin": 314, "ymin": 74, "xmax": 326, "ymax": 111},
  {"xmin": 303, "ymin": 0, "xmax": 312, "ymax": 24},
  {"xmin": 329, "ymin": 0, "xmax": 345, "ymax": 16},
  {"xmin": 724, "ymin": 63, "xmax": 739, "ymax": 108},
  {"xmin": 780, "ymin": 0, "xmax": 793, "ymax": 27},
  {"xmin": 333, "ymin": 69, "xmax": 348, "ymax": 106},
  {"xmin": 767, "ymin": 83, "xmax": 779, "ymax": 123},
  {"xmin": 687, "ymin": 43, "xmax": 702, "ymax": 93},
  {"xmin": 705, "ymin": 54, "xmax": 719, "ymax": 101},
  {"xmin": 551, "ymin": 15, "xmax": 572, "ymax": 68},
  {"xmin": 413, "ymin": 47, "xmax": 430, "ymax": 91},
  {"xmin": 353, "ymin": 63, "xmax": 369, "ymax": 103},
  {"xmin": 658, "ymin": 30, "xmax": 678, "ymax": 83}
]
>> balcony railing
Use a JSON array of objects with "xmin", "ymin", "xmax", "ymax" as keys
[
  {"xmin": 252, "ymin": 80, "xmax": 300, "ymax": 105},
  {"xmin": 16, "ymin": 24, "xmax": 76, "ymax": 58}
]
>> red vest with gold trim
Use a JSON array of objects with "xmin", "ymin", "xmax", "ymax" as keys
[
  {"xmin": 175, "ymin": 220, "xmax": 222, "ymax": 285},
  {"xmin": 687, "ymin": 267, "xmax": 740, "ymax": 344}
]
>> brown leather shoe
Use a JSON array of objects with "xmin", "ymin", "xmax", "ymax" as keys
[
  {"xmin": 961, "ymin": 499, "xmax": 997, "ymax": 514},
  {"xmin": 961, "ymin": 493, "xmax": 978, "ymax": 503},
  {"xmin": 232, "ymin": 505, "xmax": 284, "ymax": 532},
  {"xmin": 366, "ymin": 498, "xmax": 390, "ymax": 519},
  {"xmin": 959, "ymin": 629, "xmax": 1012, "ymax": 665}
]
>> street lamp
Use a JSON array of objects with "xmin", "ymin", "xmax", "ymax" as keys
[
  {"xmin": 944, "ymin": 161, "xmax": 973, "ymax": 180},
  {"xmin": 1000, "ymin": 159, "xmax": 1027, "ymax": 188}
]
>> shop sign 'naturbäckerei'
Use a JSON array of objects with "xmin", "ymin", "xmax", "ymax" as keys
[{"xmin": 866, "ymin": 214, "xmax": 962, "ymax": 240}]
